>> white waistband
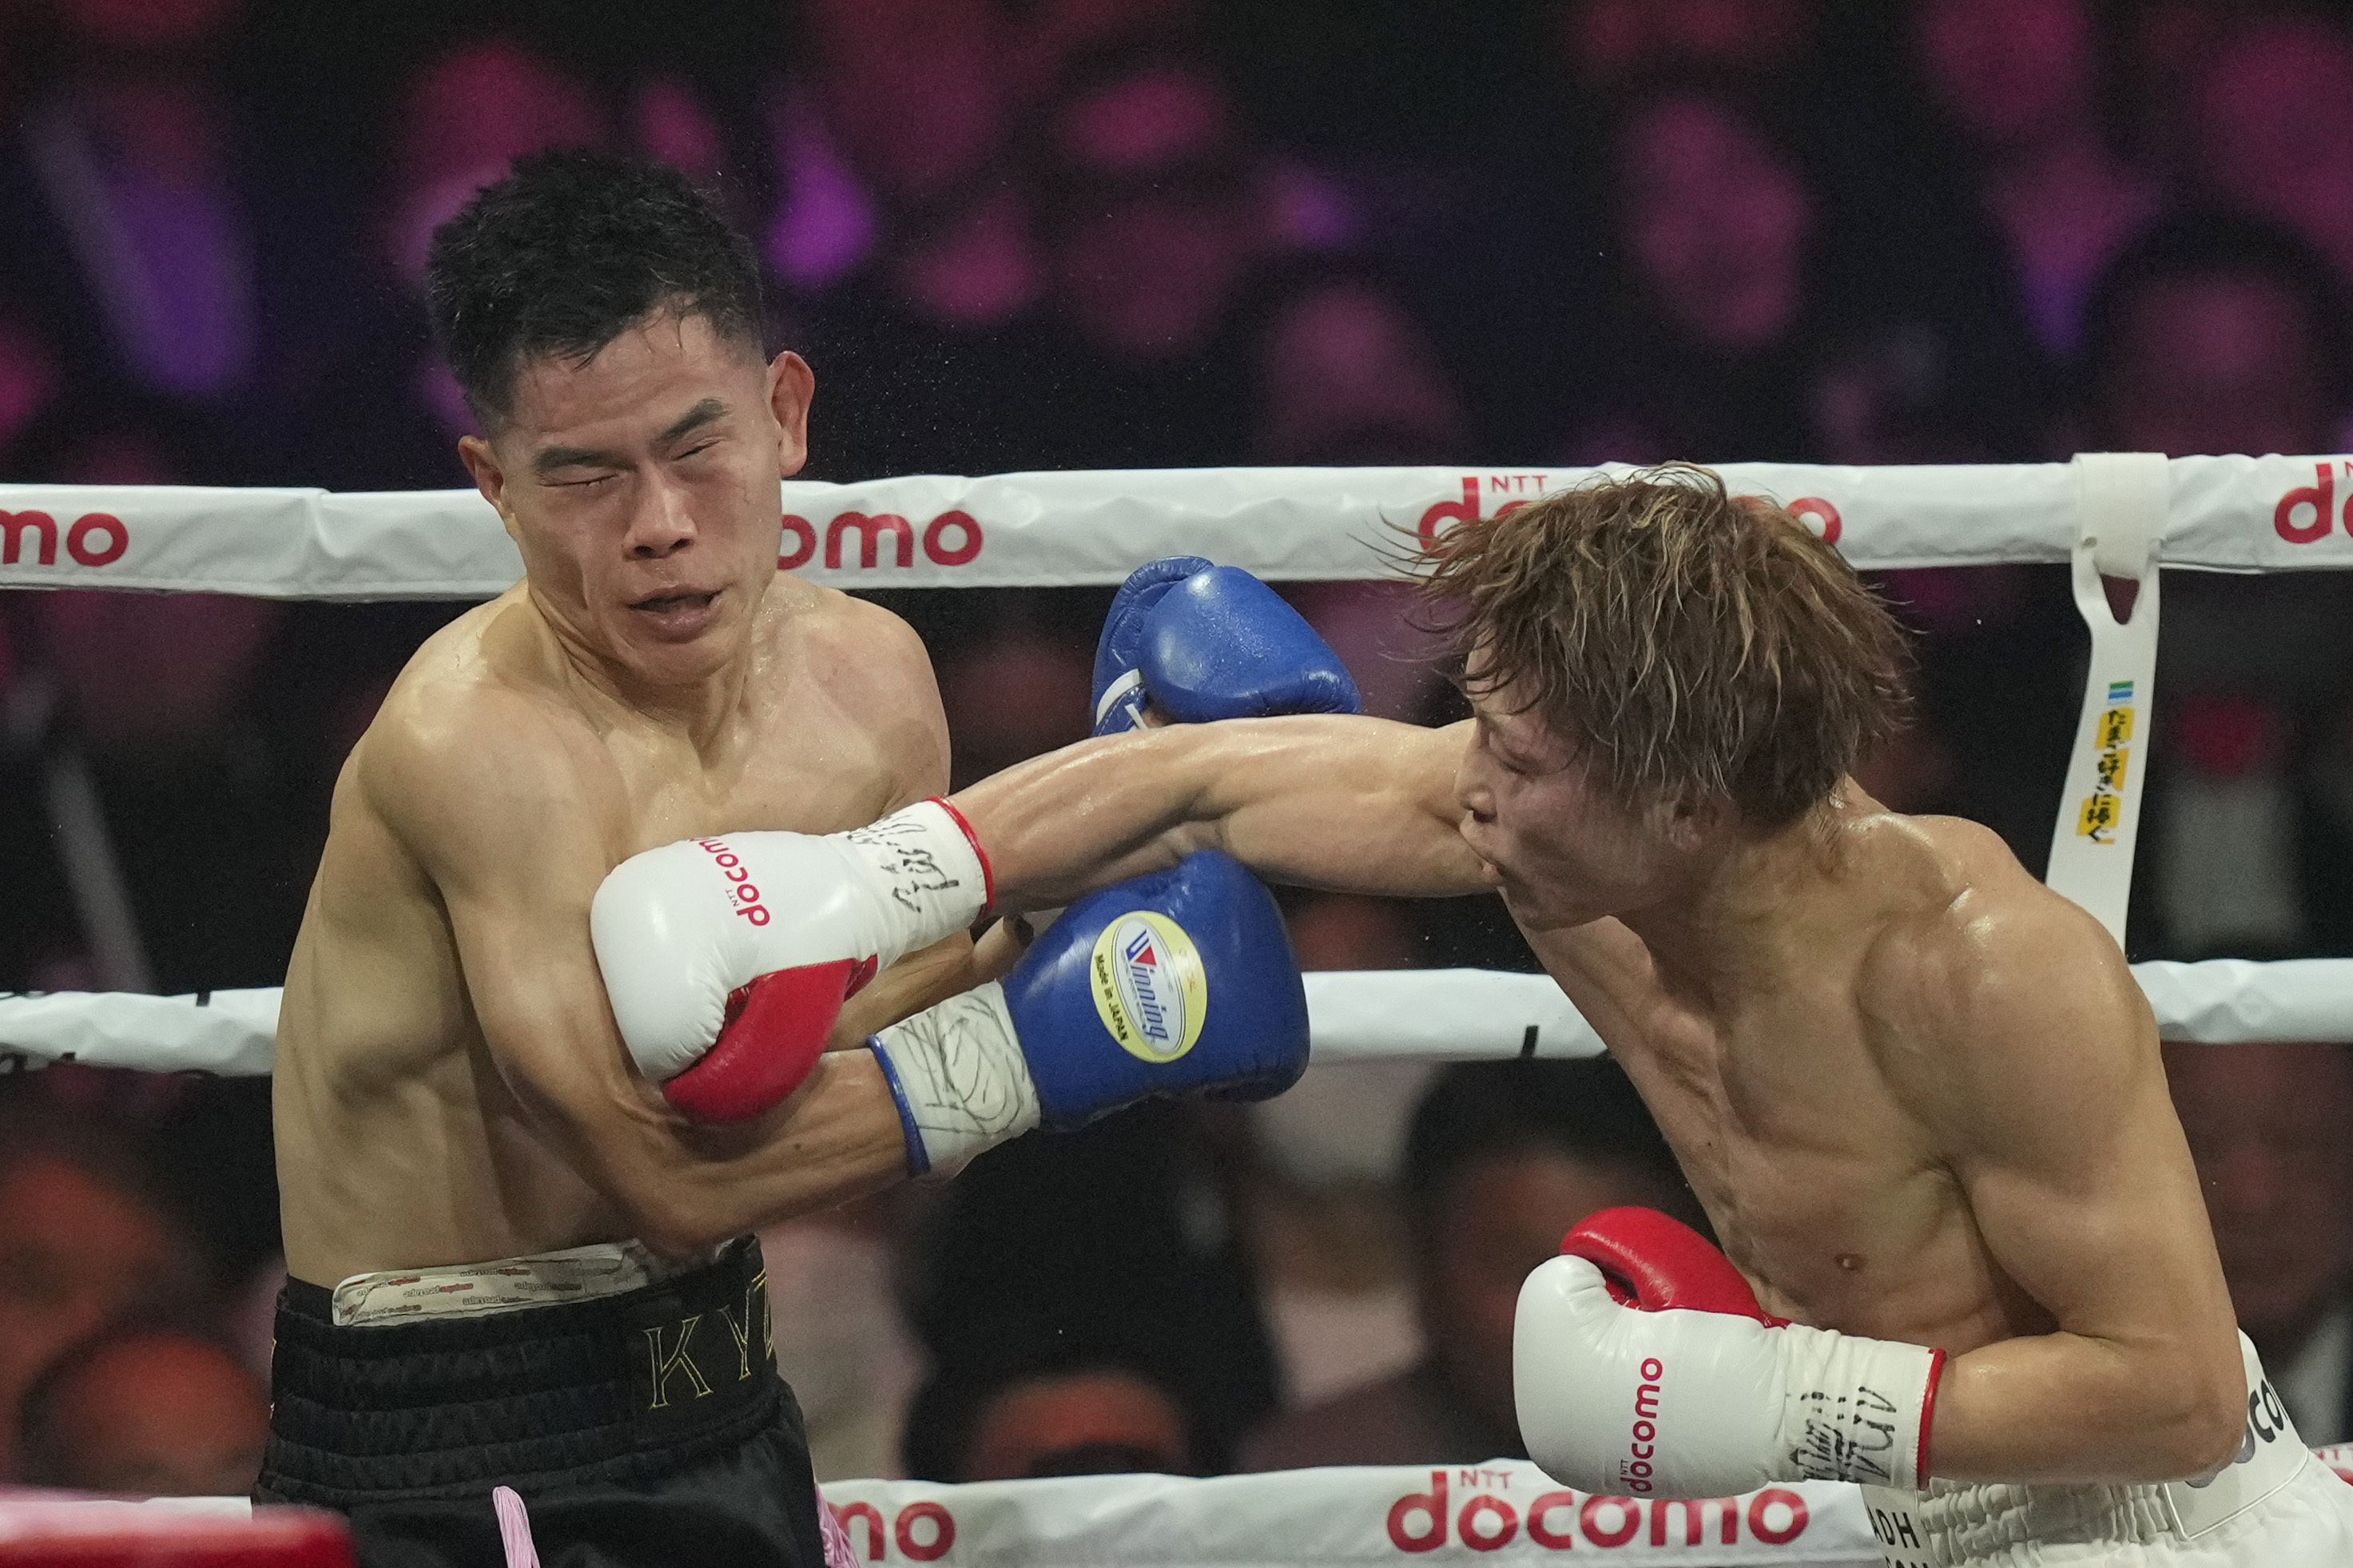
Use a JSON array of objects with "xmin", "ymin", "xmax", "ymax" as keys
[
  {"xmin": 329, "ymin": 1240, "xmax": 719, "ymax": 1328},
  {"xmin": 1856, "ymin": 1333, "xmax": 2309, "ymax": 1566}
]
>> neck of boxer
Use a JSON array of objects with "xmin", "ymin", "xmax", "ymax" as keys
[
  {"xmin": 1609, "ymin": 785, "xmax": 1863, "ymax": 1007},
  {"xmin": 520, "ymin": 571, "xmax": 772, "ymax": 746}
]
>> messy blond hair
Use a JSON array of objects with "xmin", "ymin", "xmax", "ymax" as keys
[{"xmin": 1418, "ymin": 464, "xmax": 1908, "ymax": 828}]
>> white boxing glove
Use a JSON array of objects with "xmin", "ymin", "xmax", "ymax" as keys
[
  {"xmin": 591, "ymin": 798, "xmax": 992, "ymax": 1122},
  {"xmin": 1515, "ymin": 1207, "xmax": 1945, "ymax": 1499}
]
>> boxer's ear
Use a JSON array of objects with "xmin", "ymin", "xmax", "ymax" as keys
[
  {"xmin": 459, "ymin": 435, "xmax": 517, "ymax": 536},
  {"xmin": 768, "ymin": 351, "xmax": 815, "ymax": 478},
  {"xmin": 1655, "ymin": 787, "xmax": 1732, "ymax": 853}
]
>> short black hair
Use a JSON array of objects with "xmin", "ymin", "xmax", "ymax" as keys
[
  {"xmin": 425, "ymin": 148, "xmax": 765, "ymax": 428},
  {"xmin": 2081, "ymin": 210, "xmax": 2353, "ymax": 403},
  {"xmin": 1401, "ymin": 1058, "xmax": 1695, "ymax": 1236}
]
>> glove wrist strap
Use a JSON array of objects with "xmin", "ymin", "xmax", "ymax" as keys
[
  {"xmin": 1772, "ymin": 1324, "xmax": 1946, "ymax": 1491},
  {"xmin": 1093, "ymin": 669, "xmax": 1147, "ymax": 733},
  {"xmin": 867, "ymin": 983, "xmax": 1039, "ymax": 1180},
  {"xmin": 841, "ymin": 800, "xmax": 992, "ymax": 958}
]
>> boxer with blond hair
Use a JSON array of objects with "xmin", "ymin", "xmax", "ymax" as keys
[{"xmin": 924, "ymin": 466, "xmax": 2353, "ymax": 1563}]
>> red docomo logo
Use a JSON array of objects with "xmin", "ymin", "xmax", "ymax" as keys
[
  {"xmin": 694, "ymin": 839, "xmax": 771, "ymax": 927},
  {"xmin": 0, "ymin": 510, "xmax": 129, "ymax": 567},
  {"xmin": 833, "ymin": 1501, "xmax": 954, "ymax": 1562},
  {"xmin": 1623, "ymin": 1356, "xmax": 1664, "ymax": 1493},
  {"xmin": 1413, "ymin": 478, "xmax": 1842, "ymax": 546},
  {"xmin": 1384, "ymin": 1470, "xmax": 1808, "ymax": 1553},
  {"xmin": 1784, "ymin": 496, "xmax": 1842, "ymax": 544},
  {"xmin": 2272, "ymin": 462, "xmax": 2353, "ymax": 544},
  {"xmin": 1416, "ymin": 476, "xmax": 1548, "ymax": 545},
  {"xmin": 781, "ymin": 509, "xmax": 984, "ymax": 571}
]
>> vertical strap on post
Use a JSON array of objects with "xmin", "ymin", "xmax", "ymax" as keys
[
  {"xmin": 2, "ymin": 671, "xmax": 155, "ymax": 993},
  {"xmin": 2044, "ymin": 452, "xmax": 2169, "ymax": 944}
]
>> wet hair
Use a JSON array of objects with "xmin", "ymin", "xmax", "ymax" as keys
[
  {"xmin": 1401, "ymin": 1058, "xmax": 1697, "ymax": 1238},
  {"xmin": 425, "ymin": 148, "xmax": 764, "ymax": 429},
  {"xmin": 1417, "ymin": 462, "xmax": 1910, "ymax": 828}
]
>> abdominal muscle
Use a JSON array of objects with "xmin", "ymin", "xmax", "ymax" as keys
[
  {"xmin": 1536, "ymin": 938, "xmax": 2053, "ymax": 1357},
  {"xmin": 1710, "ymin": 1154, "xmax": 2054, "ymax": 1356},
  {"xmin": 1644, "ymin": 1052, "xmax": 2054, "ymax": 1356}
]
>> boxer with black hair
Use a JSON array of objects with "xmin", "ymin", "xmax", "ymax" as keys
[{"xmin": 264, "ymin": 149, "xmax": 1330, "ymax": 1568}]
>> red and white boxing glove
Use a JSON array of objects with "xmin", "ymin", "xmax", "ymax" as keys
[
  {"xmin": 1514, "ymin": 1207, "xmax": 1946, "ymax": 1499},
  {"xmin": 591, "ymin": 799, "xmax": 992, "ymax": 1123}
]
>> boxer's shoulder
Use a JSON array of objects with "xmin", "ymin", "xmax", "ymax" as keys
[
  {"xmin": 763, "ymin": 578, "xmax": 932, "ymax": 693},
  {"xmin": 749, "ymin": 581, "xmax": 945, "ymax": 804},
  {"xmin": 1857, "ymin": 821, "xmax": 2148, "ymax": 1115},
  {"xmin": 355, "ymin": 633, "xmax": 613, "ymax": 874}
]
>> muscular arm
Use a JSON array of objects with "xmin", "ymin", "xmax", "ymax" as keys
[
  {"xmin": 368, "ymin": 700, "xmax": 918, "ymax": 1260},
  {"xmin": 1887, "ymin": 892, "xmax": 2246, "ymax": 1485},
  {"xmin": 952, "ymin": 713, "xmax": 1490, "ymax": 907}
]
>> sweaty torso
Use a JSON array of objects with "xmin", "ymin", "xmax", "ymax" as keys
[
  {"xmin": 273, "ymin": 575, "xmax": 933, "ymax": 1286},
  {"xmin": 1520, "ymin": 804, "xmax": 2061, "ymax": 1355}
]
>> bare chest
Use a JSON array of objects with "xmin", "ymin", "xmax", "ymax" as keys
[
  {"xmin": 1568, "ymin": 976, "xmax": 2005, "ymax": 1341},
  {"xmin": 594, "ymin": 681, "xmax": 910, "ymax": 856}
]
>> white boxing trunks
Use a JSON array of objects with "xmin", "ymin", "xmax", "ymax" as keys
[{"xmin": 1857, "ymin": 1335, "xmax": 2353, "ymax": 1566}]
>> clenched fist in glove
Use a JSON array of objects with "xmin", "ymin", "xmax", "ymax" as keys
[
  {"xmin": 1091, "ymin": 557, "xmax": 1360, "ymax": 735},
  {"xmin": 1515, "ymin": 1206, "xmax": 1946, "ymax": 1499},
  {"xmin": 867, "ymin": 848, "xmax": 1308, "ymax": 1178},
  {"xmin": 591, "ymin": 799, "xmax": 992, "ymax": 1123}
]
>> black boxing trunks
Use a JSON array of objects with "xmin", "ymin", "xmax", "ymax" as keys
[{"xmin": 256, "ymin": 1236, "xmax": 822, "ymax": 1568}]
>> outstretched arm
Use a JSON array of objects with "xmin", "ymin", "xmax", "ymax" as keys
[
  {"xmin": 1888, "ymin": 889, "xmax": 2248, "ymax": 1485},
  {"xmin": 952, "ymin": 713, "xmax": 1491, "ymax": 908}
]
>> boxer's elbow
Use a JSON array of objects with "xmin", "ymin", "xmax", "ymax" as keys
[
  {"xmin": 622, "ymin": 1177, "xmax": 737, "ymax": 1261},
  {"xmin": 2140, "ymin": 1358, "xmax": 2248, "ymax": 1480},
  {"xmin": 598, "ymin": 1125, "xmax": 745, "ymax": 1260},
  {"xmin": 2175, "ymin": 1389, "xmax": 2251, "ymax": 1479}
]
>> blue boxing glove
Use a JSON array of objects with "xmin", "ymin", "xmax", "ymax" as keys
[
  {"xmin": 1092, "ymin": 555, "xmax": 1213, "ymax": 734},
  {"xmin": 866, "ymin": 851, "xmax": 1309, "ymax": 1177},
  {"xmin": 1091, "ymin": 558, "xmax": 1361, "ymax": 735}
]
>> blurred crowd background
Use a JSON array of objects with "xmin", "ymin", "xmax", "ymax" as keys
[{"xmin": 5, "ymin": 0, "xmax": 2353, "ymax": 1520}]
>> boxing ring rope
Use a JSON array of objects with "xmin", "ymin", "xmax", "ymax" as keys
[
  {"xmin": 14, "ymin": 1453, "xmax": 2353, "ymax": 1566},
  {"xmin": 5, "ymin": 452, "xmax": 2352, "ymax": 1056},
  {"xmin": 4, "ymin": 958, "xmax": 2351, "ymax": 1078},
  {"xmin": 6, "ymin": 457, "xmax": 2353, "ymax": 1565},
  {"xmin": 1, "ymin": 456, "xmax": 2349, "ymax": 598}
]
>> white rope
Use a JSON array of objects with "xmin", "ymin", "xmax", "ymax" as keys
[
  {"xmin": 15, "ymin": 1452, "xmax": 2353, "ymax": 1563},
  {"xmin": 3, "ymin": 456, "xmax": 2353, "ymax": 598},
  {"xmin": 818, "ymin": 1467, "xmax": 1875, "ymax": 1566},
  {"xmin": 2, "ymin": 962, "xmax": 2343, "ymax": 1078},
  {"xmin": 0, "ymin": 459, "xmax": 2342, "ymax": 1070}
]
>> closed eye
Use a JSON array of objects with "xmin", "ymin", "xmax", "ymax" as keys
[{"xmin": 1476, "ymin": 719, "xmax": 1528, "ymax": 775}]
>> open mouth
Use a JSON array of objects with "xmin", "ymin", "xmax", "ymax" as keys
[
  {"xmin": 627, "ymin": 587, "xmax": 722, "ymax": 640},
  {"xmin": 631, "ymin": 589, "xmax": 719, "ymax": 614}
]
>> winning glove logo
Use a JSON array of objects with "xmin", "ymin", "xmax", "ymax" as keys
[{"xmin": 1090, "ymin": 912, "xmax": 1208, "ymax": 1063}]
